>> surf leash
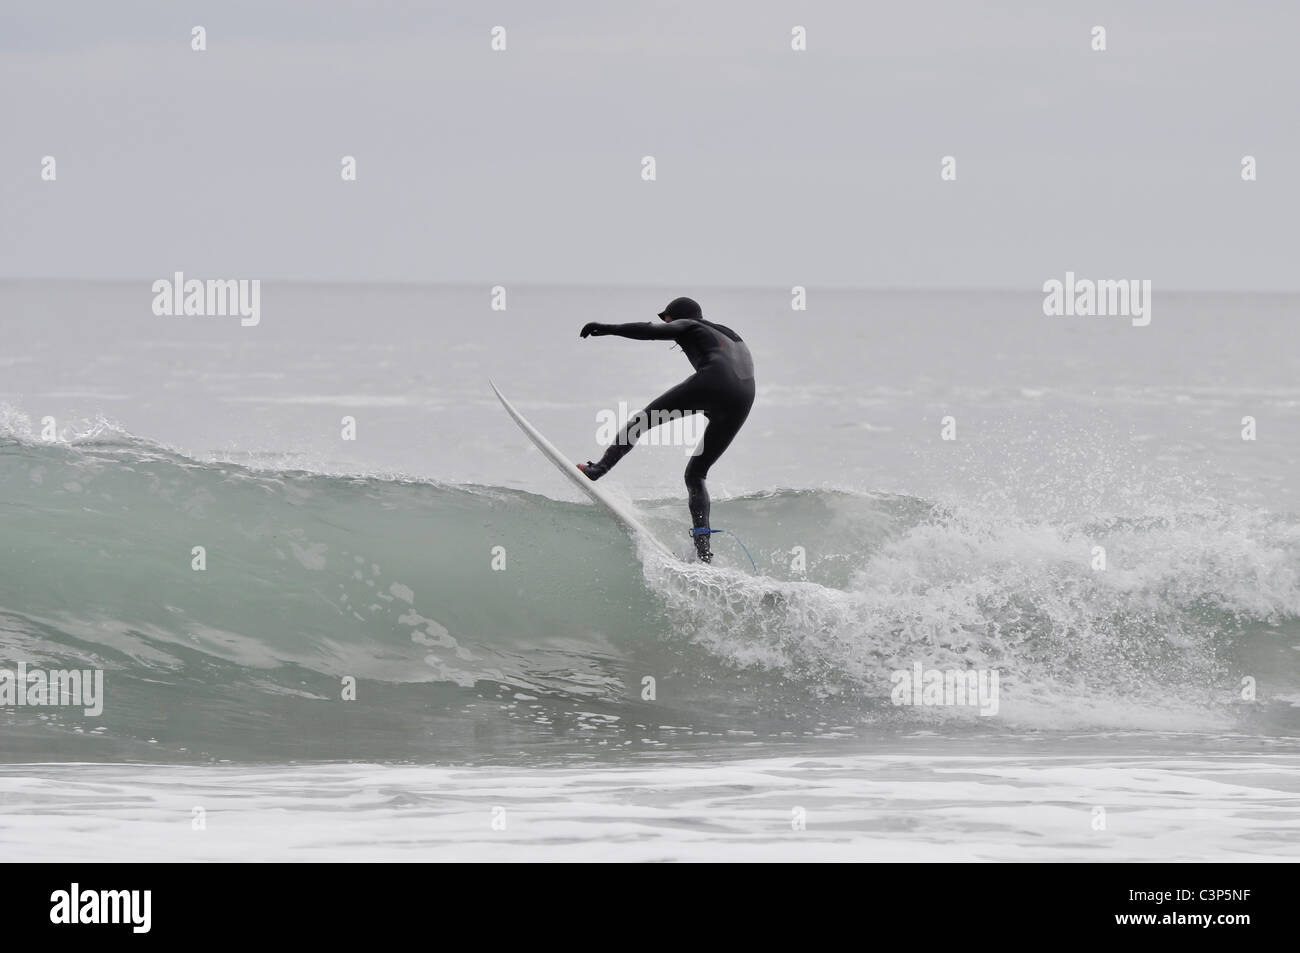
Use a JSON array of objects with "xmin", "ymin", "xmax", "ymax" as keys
[{"xmin": 689, "ymin": 527, "xmax": 758, "ymax": 572}]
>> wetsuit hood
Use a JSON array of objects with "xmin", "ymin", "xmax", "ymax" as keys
[{"xmin": 658, "ymin": 297, "xmax": 702, "ymax": 321}]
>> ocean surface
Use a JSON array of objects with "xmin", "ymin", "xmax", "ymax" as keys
[{"xmin": 1, "ymin": 281, "xmax": 1298, "ymax": 860}]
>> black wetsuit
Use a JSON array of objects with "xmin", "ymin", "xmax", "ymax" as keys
[{"xmin": 582, "ymin": 319, "xmax": 756, "ymax": 553}]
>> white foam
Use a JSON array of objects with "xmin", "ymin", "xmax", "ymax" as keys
[{"xmin": 1, "ymin": 754, "xmax": 1294, "ymax": 861}]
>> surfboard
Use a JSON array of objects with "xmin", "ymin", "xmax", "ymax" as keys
[{"xmin": 490, "ymin": 380, "xmax": 674, "ymax": 558}]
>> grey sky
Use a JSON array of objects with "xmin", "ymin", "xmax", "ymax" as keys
[{"xmin": 2, "ymin": 0, "xmax": 1297, "ymax": 289}]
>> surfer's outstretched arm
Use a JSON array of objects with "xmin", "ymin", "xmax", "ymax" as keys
[{"xmin": 580, "ymin": 321, "xmax": 687, "ymax": 341}]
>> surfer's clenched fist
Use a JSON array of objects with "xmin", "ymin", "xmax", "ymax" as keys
[{"xmin": 580, "ymin": 322, "xmax": 608, "ymax": 338}]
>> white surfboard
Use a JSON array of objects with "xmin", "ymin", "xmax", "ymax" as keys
[{"xmin": 490, "ymin": 380, "xmax": 674, "ymax": 558}]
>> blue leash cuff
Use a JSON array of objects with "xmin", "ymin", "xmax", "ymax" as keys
[{"xmin": 686, "ymin": 526, "xmax": 757, "ymax": 571}]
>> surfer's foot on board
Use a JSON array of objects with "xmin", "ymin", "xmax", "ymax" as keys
[
  {"xmin": 578, "ymin": 461, "xmax": 608, "ymax": 481},
  {"xmin": 692, "ymin": 531, "xmax": 713, "ymax": 564}
]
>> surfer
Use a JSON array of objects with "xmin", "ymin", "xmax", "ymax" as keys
[{"xmin": 578, "ymin": 296, "xmax": 755, "ymax": 563}]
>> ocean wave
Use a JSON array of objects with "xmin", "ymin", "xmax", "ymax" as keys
[{"xmin": 1, "ymin": 427, "xmax": 1297, "ymax": 761}]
